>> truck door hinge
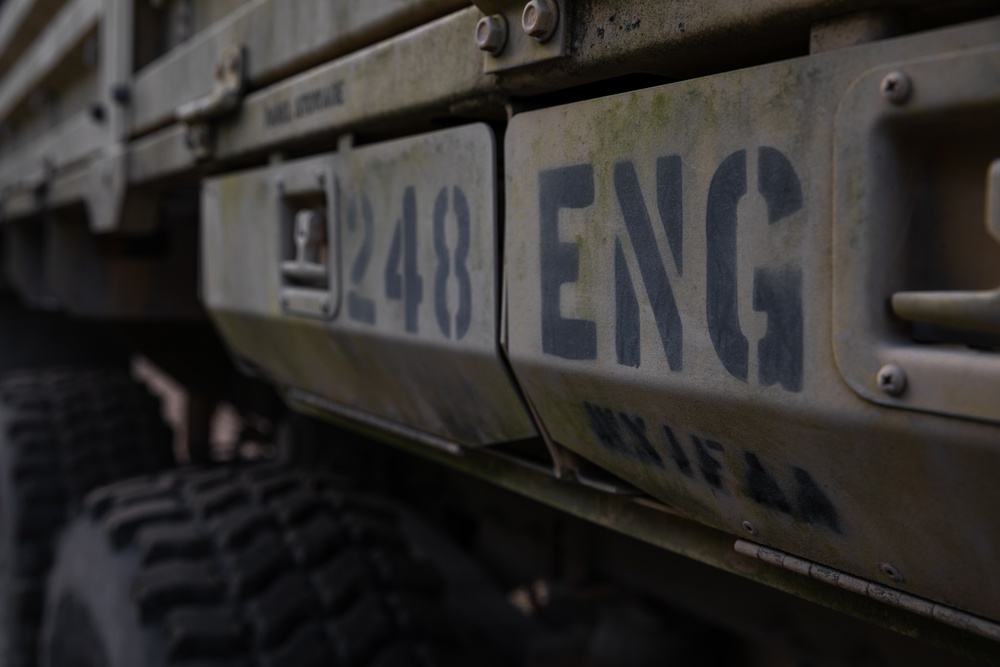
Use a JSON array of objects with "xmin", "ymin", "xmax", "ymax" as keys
[{"xmin": 176, "ymin": 44, "xmax": 246, "ymax": 160}]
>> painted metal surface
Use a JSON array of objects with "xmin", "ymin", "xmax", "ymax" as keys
[
  {"xmin": 735, "ymin": 540, "xmax": 1000, "ymax": 643},
  {"xmin": 0, "ymin": 0, "xmax": 97, "ymax": 125},
  {"xmin": 203, "ymin": 123, "xmax": 537, "ymax": 447},
  {"xmin": 0, "ymin": 0, "xmax": 998, "ymax": 644},
  {"xmin": 504, "ymin": 19, "xmax": 1000, "ymax": 621},
  {"xmin": 833, "ymin": 48, "xmax": 1000, "ymax": 423},
  {"xmin": 129, "ymin": 0, "xmax": 469, "ymax": 136}
]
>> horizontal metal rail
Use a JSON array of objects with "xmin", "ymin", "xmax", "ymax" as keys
[
  {"xmin": 0, "ymin": 109, "xmax": 106, "ymax": 186},
  {"xmin": 130, "ymin": 0, "xmax": 469, "ymax": 137},
  {"xmin": 0, "ymin": 0, "xmax": 99, "ymax": 125},
  {"xmin": 0, "ymin": 0, "xmax": 68, "ymax": 81},
  {"xmin": 736, "ymin": 540, "xmax": 1000, "ymax": 643},
  {"xmin": 122, "ymin": 7, "xmax": 492, "ymax": 184},
  {"xmin": 287, "ymin": 386, "xmax": 1000, "ymax": 663}
]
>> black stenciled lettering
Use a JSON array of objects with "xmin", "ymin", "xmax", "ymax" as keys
[
  {"xmin": 294, "ymin": 81, "xmax": 345, "ymax": 119},
  {"xmin": 618, "ymin": 413, "xmax": 665, "ymax": 468},
  {"xmin": 385, "ymin": 223, "xmax": 403, "ymax": 300},
  {"xmin": 755, "ymin": 267, "xmax": 803, "ymax": 392},
  {"xmin": 743, "ymin": 452, "xmax": 792, "ymax": 514},
  {"xmin": 384, "ymin": 187, "xmax": 423, "ymax": 333},
  {"xmin": 347, "ymin": 192, "xmax": 376, "ymax": 324},
  {"xmin": 539, "ymin": 166, "xmax": 597, "ymax": 360},
  {"xmin": 661, "ymin": 424, "xmax": 693, "ymax": 477},
  {"xmin": 433, "ymin": 187, "xmax": 472, "ymax": 340},
  {"xmin": 794, "ymin": 467, "xmax": 841, "ymax": 533},
  {"xmin": 402, "ymin": 187, "xmax": 422, "ymax": 332},
  {"xmin": 691, "ymin": 436, "xmax": 725, "ymax": 490},
  {"xmin": 433, "ymin": 189, "xmax": 451, "ymax": 336},
  {"xmin": 451, "ymin": 188, "xmax": 472, "ymax": 339},
  {"xmin": 706, "ymin": 147, "xmax": 804, "ymax": 392},
  {"xmin": 706, "ymin": 150, "xmax": 749, "ymax": 381},
  {"xmin": 613, "ymin": 161, "xmax": 683, "ymax": 371},
  {"xmin": 264, "ymin": 100, "xmax": 291, "ymax": 127},
  {"xmin": 755, "ymin": 147, "xmax": 804, "ymax": 392},
  {"xmin": 615, "ymin": 239, "xmax": 640, "ymax": 367},
  {"xmin": 657, "ymin": 156, "xmax": 684, "ymax": 275},
  {"xmin": 583, "ymin": 402, "xmax": 629, "ymax": 455},
  {"xmin": 758, "ymin": 146, "xmax": 803, "ymax": 223}
]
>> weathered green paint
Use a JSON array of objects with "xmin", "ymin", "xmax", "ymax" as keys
[{"xmin": 505, "ymin": 19, "xmax": 1000, "ymax": 622}]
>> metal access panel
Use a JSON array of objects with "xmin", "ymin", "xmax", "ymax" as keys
[
  {"xmin": 204, "ymin": 123, "xmax": 537, "ymax": 447},
  {"xmin": 504, "ymin": 19, "xmax": 1000, "ymax": 622}
]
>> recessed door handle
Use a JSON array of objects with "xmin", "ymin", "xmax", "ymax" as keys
[{"xmin": 891, "ymin": 159, "xmax": 1000, "ymax": 335}]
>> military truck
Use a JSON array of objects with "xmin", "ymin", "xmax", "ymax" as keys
[{"xmin": 0, "ymin": 0, "xmax": 998, "ymax": 664}]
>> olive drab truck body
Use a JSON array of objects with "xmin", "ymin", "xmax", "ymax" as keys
[{"xmin": 0, "ymin": 0, "xmax": 999, "ymax": 665}]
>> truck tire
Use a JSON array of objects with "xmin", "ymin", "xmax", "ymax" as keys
[
  {"xmin": 0, "ymin": 369, "xmax": 173, "ymax": 667},
  {"xmin": 41, "ymin": 466, "xmax": 472, "ymax": 667}
]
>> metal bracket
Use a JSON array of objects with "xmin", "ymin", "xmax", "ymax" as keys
[
  {"xmin": 86, "ymin": 148, "xmax": 159, "ymax": 234},
  {"xmin": 474, "ymin": 0, "xmax": 569, "ymax": 74},
  {"xmin": 177, "ymin": 44, "xmax": 247, "ymax": 159}
]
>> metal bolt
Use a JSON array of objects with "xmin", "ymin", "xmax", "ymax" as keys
[
  {"xmin": 475, "ymin": 14, "xmax": 508, "ymax": 55},
  {"xmin": 88, "ymin": 103, "xmax": 106, "ymax": 123},
  {"xmin": 876, "ymin": 364, "xmax": 907, "ymax": 396},
  {"xmin": 110, "ymin": 83, "xmax": 131, "ymax": 105},
  {"xmin": 184, "ymin": 126, "xmax": 201, "ymax": 150},
  {"xmin": 880, "ymin": 71, "xmax": 911, "ymax": 105},
  {"xmin": 741, "ymin": 521, "xmax": 758, "ymax": 536},
  {"xmin": 879, "ymin": 562, "xmax": 904, "ymax": 582},
  {"xmin": 522, "ymin": 0, "xmax": 559, "ymax": 42}
]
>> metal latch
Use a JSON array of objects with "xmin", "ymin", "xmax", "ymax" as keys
[
  {"xmin": 282, "ymin": 209, "xmax": 329, "ymax": 287},
  {"xmin": 891, "ymin": 159, "xmax": 1000, "ymax": 335},
  {"xmin": 176, "ymin": 44, "xmax": 246, "ymax": 158}
]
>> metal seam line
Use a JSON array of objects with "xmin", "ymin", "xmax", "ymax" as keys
[{"xmin": 735, "ymin": 539, "xmax": 1000, "ymax": 642}]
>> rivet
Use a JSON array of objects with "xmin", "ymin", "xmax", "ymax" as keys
[
  {"xmin": 110, "ymin": 83, "xmax": 131, "ymax": 106},
  {"xmin": 475, "ymin": 14, "xmax": 508, "ymax": 55},
  {"xmin": 879, "ymin": 562, "xmax": 904, "ymax": 582},
  {"xmin": 876, "ymin": 364, "xmax": 907, "ymax": 396},
  {"xmin": 522, "ymin": 0, "xmax": 559, "ymax": 43},
  {"xmin": 88, "ymin": 103, "xmax": 106, "ymax": 123},
  {"xmin": 741, "ymin": 520, "xmax": 758, "ymax": 536},
  {"xmin": 880, "ymin": 71, "xmax": 911, "ymax": 105}
]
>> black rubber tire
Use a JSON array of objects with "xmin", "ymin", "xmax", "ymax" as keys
[
  {"xmin": 0, "ymin": 369, "xmax": 174, "ymax": 667},
  {"xmin": 41, "ymin": 466, "xmax": 474, "ymax": 667}
]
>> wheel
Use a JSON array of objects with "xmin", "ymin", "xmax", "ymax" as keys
[
  {"xmin": 41, "ymin": 466, "xmax": 475, "ymax": 667},
  {"xmin": 0, "ymin": 369, "xmax": 174, "ymax": 667}
]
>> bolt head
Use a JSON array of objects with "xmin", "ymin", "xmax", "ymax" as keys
[
  {"xmin": 879, "ymin": 562, "xmax": 904, "ymax": 582},
  {"xmin": 88, "ymin": 103, "xmax": 106, "ymax": 123},
  {"xmin": 184, "ymin": 126, "xmax": 201, "ymax": 149},
  {"xmin": 522, "ymin": 0, "xmax": 559, "ymax": 42},
  {"xmin": 880, "ymin": 71, "xmax": 911, "ymax": 105},
  {"xmin": 877, "ymin": 364, "xmax": 907, "ymax": 396},
  {"xmin": 475, "ymin": 15, "xmax": 508, "ymax": 54}
]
